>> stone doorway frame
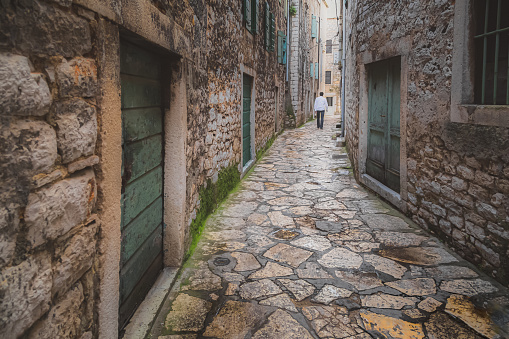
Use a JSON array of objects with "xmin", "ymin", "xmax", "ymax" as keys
[
  {"xmin": 356, "ymin": 37, "xmax": 410, "ymax": 211},
  {"xmin": 96, "ymin": 22, "xmax": 187, "ymax": 338}
]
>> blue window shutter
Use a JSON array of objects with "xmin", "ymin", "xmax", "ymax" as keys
[
  {"xmin": 277, "ymin": 31, "xmax": 283, "ymax": 63},
  {"xmin": 282, "ymin": 34, "xmax": 287, "ymax": 64},
  {"xmin": 269, "ymin": 12, "xmax": 276, "ymax": 52},
  {"xmin": 311, "ymin": 15, "xmax": 316, "ymax": 38},
  {"xmin": 245, "ymin": 0, "xmax": 252, "ymax": 32},
  {"xmin": 265, "ymin": 2, "xmax": 270, "ymax": 50},
  {"xmin": 315, "ymin": 63, "xmax": 319, "ymax": 79},
  {"xmin": 310, "ymin": 63, "xmax": 314, "ymax": 78},
  {"xmin": 253, "ymin": 0, "xmax": 260, "ymax": 34}
]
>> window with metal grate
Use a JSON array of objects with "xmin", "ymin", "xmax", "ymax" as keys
[{"xmin": 474, "ymin": 0, "xmax": 509, "ymax": 105}]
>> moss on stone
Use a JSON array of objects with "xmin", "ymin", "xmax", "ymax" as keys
[
  {"xmin": 186, "ymin": 164, "xmax": 241, "ymax": 261},
  {"xmin": 256, "ymin": 132, "xmax": 280, "ymax": 161}
]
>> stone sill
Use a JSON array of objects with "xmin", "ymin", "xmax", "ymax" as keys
[
  {"xmin": 241, "ymin": 159, "xmax": 255, "ymax": 179},
  {"xmin": 452, "ymin": 104, "xmax": 509, "ymax": 128},
  {"xmin": 122, "ymin": 267, "xmax": 179, "ymax": 339},
  {"xmin": 360, "ymin": 174, "xmax": 402, "ymax": 210}
]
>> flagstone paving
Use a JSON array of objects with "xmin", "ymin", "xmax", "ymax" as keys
[{"xmin": 153, "ymin": 119, "xmax": 509, "ymax": 338}]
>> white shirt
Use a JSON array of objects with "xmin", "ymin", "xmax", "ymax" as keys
[{"xmin": 314, "ymin": 96, "xmax": 328, "ymax": 112}]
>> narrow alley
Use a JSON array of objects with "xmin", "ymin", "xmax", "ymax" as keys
[{"xmin": 148, "ymin": 119, "xmax": 509, "ymax": 339}]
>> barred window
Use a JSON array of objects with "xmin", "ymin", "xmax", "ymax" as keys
[
  {"xmin": 325, "ymin": 71, "xmax": 332, "ymax": 84},
  {"xmin": 326, "ymin": 39, "xmax": 332, "ymax": 53},
  {"xmin": 326, "ymin": 97, "xmax": 333, "ymax": 106},
  {"xmin": 474, "ymin": 0, "xmax": 509, "ymax": 105}
]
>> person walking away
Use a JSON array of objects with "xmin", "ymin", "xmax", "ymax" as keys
[{"xmin": 314, "ymin": 92, "xmax": 328, "ymax": 129}]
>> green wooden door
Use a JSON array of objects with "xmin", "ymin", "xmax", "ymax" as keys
[
  {"xmin": 242, "ymin": 74, "xmax": 252, "ymax": 167},
  {"xmin": 119, "ymin": 41, "xmax": 164, "ymax": 329},
  {"xmin": 367, "ymin": 58, "xmax": 401, "ymax": 193}
]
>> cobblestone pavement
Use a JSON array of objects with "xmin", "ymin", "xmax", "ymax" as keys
[{"xmin": 154, "ymin": 118, "xmax": 509, "ymax": 339}]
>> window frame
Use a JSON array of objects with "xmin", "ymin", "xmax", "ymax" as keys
[
  {"xmin": 451, "ymin": 0, "xmax": 509, "ymax": 127},
  {"xmin": 325, "ymin": 70, "xmax": 332, "ymax": 84},
  {"xmin": 326, "ymin": 39, "xmax": 332, "ymax": 54}
]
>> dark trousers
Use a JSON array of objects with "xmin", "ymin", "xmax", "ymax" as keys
[{"xmin": 316, "ymin": 110, "xmax": 325, "ymax": 129}]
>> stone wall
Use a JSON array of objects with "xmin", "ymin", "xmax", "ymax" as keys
[
  {"xmin": 0, "ymin": 0, "xmax": 287, "ymax": 337},
  {"xmin": 289, "ymin": 0, "xmax": 320, "ymax": 125},
  {"xmin": 0, "ymin": 2, "xmax": 100, "ymax": 338},
  {"xmin": 344, "ymin": 0, "xmax": 509, "ymax": 287},
  {"xmin": 321, "ymin": 16, "xmax": 341, "ymax": 114}
]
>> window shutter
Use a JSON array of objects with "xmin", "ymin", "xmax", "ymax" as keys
[
  {"xmin": 315, "ymin": 63, "xmax": 319, "ymax": 79},
  {"xmin": 282, "ymin": 34, "xmax": 287, "ymax": 64},
  {"xmin": 310, "ymin": 63, "xmax": 314, "ymax": 78},
  {"xmin": 277, "ymin": 31, "xmax": 283, "ymax": 63},
  {"xmin": 265, "ymin": 2, "xmax": 270, "ymax": 50},
  {"xmin": 245, "ymin": 0, "xmax": 252, "ymax": 32},
  {"xmin": 253, "ymin": 0, "xmax": 260, "ymax": 34},
  {"xmin": 269, "ymin": 12, "xmax": 276, "ymax": 52},
  {"xmin": 311, "ymin": 15, "xmax": 317, "ymax": 38}
]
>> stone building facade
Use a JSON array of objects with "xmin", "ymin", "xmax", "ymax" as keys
[
  {"xmin": 289, "ymin": 0, "xmax": 321, "ymax": 125},
  {"xmin": 0, "ymin": 0, "xmax": 287, "ymax": 337},
  {"xmin": 344, "ymin": 0, "xmax": 509, "ymax": 287},
  {"xmin": 319, "ymin": 1, "xmax": 341, "ymax": 116}
]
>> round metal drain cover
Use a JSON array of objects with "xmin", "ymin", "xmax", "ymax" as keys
[{"xmin": 213, "ymin": 257, "xmax": 231, "ymax": 266}]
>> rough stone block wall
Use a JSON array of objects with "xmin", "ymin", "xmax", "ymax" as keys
[
  {"xmin": 184, "ymin": 0, "xmax": 287, "ymax": 232},
  {"xmin": 1, "ymin": 0, "xmax": 288, "ymax": 336},
  {"xmin": 0, "ymin": 1, "xmax": 100, "ymax": 338},
  {"xmin": 290, "ymin": 0, "xmax": 318, "ymax": 125},
  {"xmin": 345, "ymin": 0, "xmax": 509, "ymax": 287}
]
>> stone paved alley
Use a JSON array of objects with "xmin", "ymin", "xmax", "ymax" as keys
[{"xmin": 151, "ymin": 119, "xmax": 509, "ymax": 339}]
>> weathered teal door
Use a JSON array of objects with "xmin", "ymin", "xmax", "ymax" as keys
[
  {"xmin": 242, "ymin": 74, "xmax": 252, "ymax": 167},
  {"xmin": 367, "ymin": 58, "xmax": 401, "ymax": 193},
  {"xmin": 119, "ymin": 41, "xmax": 164, "ymax": 329}
]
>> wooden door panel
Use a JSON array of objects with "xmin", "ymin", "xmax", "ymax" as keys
[
  {"xmin": 121, "ymin": 75, "xmax": 161, "ymax": 109},
  {"xmin": 367, "ymin": 58, "xmax": 401, "ymax": 193},
  {"xmin": 119, "ymin": 226, "xmax": 163, "ymax": 304},
  {"xmin": 121, "ymin": 166, "xmax": 163, "ymax": 228},
  {"xmin": 120, "ymin": 41, "xmax": 164, "ymax": 330},
  {"xmin": 122, "ymin": 107, "xmax": 163, "ymax": 144},
  {"xmin": 121, "ymin": 197, "xmax": 163, "ymax": 264}
]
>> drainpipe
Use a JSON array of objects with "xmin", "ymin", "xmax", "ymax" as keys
[{"xmin": 340, "ymin": 0, "xmax": 346, "ymax": 138}]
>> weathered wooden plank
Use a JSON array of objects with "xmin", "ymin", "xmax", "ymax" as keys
[
  {"xmin": 121, "ymin": 166, "xmax": 163, "ymax": 227},
  {"xmin": 119, "ymin": 227, "xmax": 162, "ymax": 304},
  {"xmin": 120, "ymin": 41, "xmax": 161, "ymax": 80},
  {"xmin": 121, "ymin": 197, "xmax": 163, "ymax": 263},
  {"xmin": 124, "ymin": 134, "xmax": 163, "ymax": 184},
  {"xmin": 242, "ymin": 123, "xmax": 251, "ymax": 137},
  {"xmin": 121, "ymin": 74, "xmax": 161, "ymax": 109},
  {"xmin": 122, "ymin": 107, "xmax": 163, "ymax": 143},
  {"xmin": 119, "ymin": 253, "xmax": 163, "ymax": 329}
]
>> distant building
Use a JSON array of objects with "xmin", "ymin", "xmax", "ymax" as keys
[{"xmin": 319, "ymin": 0, "xmax": 342, "ymax": 116}]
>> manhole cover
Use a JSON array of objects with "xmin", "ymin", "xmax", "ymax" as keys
[
  {"xmin": 213, "ymin": 257, "xmax": 231, "ymax": 266},
  {"xmin": 272, "ymin": 229, "xmax": 300, "ymax": 240}
]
